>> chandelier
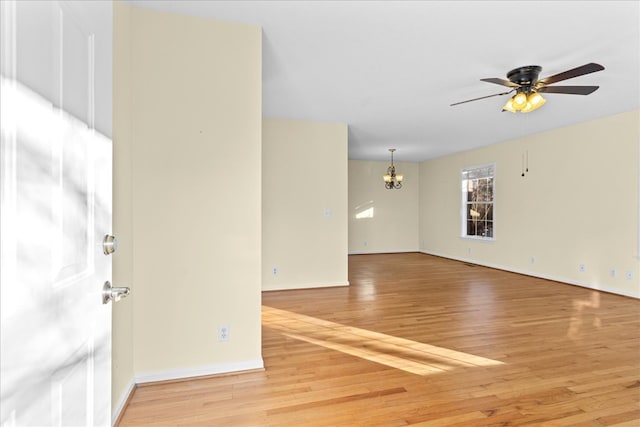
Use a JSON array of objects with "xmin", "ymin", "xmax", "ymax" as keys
[{"xmin": 383, "ymin": 148, "xmax": 403, "ymax": 189}]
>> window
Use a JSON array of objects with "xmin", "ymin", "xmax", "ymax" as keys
[{"xmin": 461, "ymin": 164, "xmax": 494, "ymax": 239}]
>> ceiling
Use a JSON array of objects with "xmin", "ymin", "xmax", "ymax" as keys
[{"xmin": 128, "ymin": 0, "xmax": 640, "ymax": 162}]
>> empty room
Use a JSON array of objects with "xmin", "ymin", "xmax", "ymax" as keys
[{"xmin": 1, "ymin": 1, "xmax": 638, "ymax": 426}]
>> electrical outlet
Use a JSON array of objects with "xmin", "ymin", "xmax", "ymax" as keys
[
  {"xmin": 626, "ymin": 271, "xmax": 634, "ymax": 280},
  {"xmin": 363, "ymin": 241, "xmax": 368, "ymax": 247},
  {"xmin": 467, "ymin": 247, "xmax": 472, "ymax": 254},
  {"xmin": 579, "ymin": 264, "xmax": 586, "ymax": 273},
  {"xmin": 530, "ymin": 256, "xmax": 536, "ymax": 265},
  {"xmin": 610, "ymin": 268, "xmax": 617, "ymax": 278},
  {"xmin": 218, "ymin": 324, "xmax": 230, "ymax": 342},
  {"xmin": 272, "ymin": 266, "xmax": 278, "ymax": 276}
]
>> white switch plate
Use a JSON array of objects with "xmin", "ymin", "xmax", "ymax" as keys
[{"xmin": 218, "ymin": 324, "xmax": 230, "ymax": 342}]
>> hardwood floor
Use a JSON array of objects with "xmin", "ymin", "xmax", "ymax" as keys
[{"xmin": 118, "ymin": 253, "xmax": 640, "ymax": 426}]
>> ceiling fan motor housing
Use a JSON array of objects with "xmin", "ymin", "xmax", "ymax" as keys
[{"xmin": 507, "ymin": 65, "xmax": 542, "ymax": 87}]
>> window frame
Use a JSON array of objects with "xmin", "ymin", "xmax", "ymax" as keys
[{"xmin": 460, "ymin": 163, "xmax": 496, "ymax": 241}]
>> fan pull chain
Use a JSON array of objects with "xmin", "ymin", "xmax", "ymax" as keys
[{"xmin": 521, "ymin": 150, "xmax": 529, "ymax": 177}]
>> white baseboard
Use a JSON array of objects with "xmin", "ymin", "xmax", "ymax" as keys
[
  {"xmin": 420, "ymin": 250, "xmax": 639, "ymax": 299},
  {"xmin": 111, "ymin": 359, "xmax": 264, "ymax": 424},
  {"xmin": 348, "ymin": 249, "xmax": 418, "ymax": 255},
  {"xmin": 112, "ymin": 377, "xmax": 135, "ymax": 427},
  {"xmin": 134, "ymin": 358, "xmax": 265, "ymax": 384},
  {"xmin": 263, "ymin": 281, "xmax": 349, "ymax": 292}
]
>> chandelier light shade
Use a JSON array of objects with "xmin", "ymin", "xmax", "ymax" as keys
[
  {"xmin": 383, "ymin": 148, "xmax": 403, "ymax": 189},
  {"xmin": 503, "ymin": 89, "xmax": 546, "ymax": 113}
]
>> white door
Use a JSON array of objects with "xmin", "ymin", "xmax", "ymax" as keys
[{"xmin": 1, "ymin": 1, "xmax": 114, "ymax": 426}]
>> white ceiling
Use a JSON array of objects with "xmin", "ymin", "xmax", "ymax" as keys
[{"xmin": 129, "ymin": 0, "xmax": 640, "ymax": 162}]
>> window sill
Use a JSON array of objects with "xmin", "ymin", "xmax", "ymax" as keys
[{"xmin": 460, "ymin": 235, "xmax": 495, "ymax": 242}]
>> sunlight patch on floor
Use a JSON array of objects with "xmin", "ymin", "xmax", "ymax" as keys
[
  {"xmin": 567, "ymin": 291, "xmax": 602, "ymax": 340},
  {"xmin": 263, "ymin": 306, "xmax": 503, "ymax": 376}
]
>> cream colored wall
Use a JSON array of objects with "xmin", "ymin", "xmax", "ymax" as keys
[
  {"xmin": 130, "ymin": 5, "xmax": 262, "ymax": 373},
  {"xmin": 419, "ymin": 110, "xmax": 640, "ymax": 298},
  {"xmin": 348, "ymin": 160, "xmax": 419, "ymax": 254},
  {"xmin": 262, "ymin": 119, "xmax": 348, "ymax": 291},
  {"xmin": 112, "ymin": 2, "xmax": 263, "ymax": 411},
  {"xmin": 112, "ymin": 0, "xmax": 134, "ymax": 413}
]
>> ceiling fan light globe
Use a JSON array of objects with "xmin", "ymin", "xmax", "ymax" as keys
[
  {"xmin": 534, "ymin": 97, "xmax": 546, "ymax": 110},
  {"xmin": 528, "ymin": 92, "xmax": 545, "ymax": 106},
  {"xmin": 513, "ymin": 92, "xmax": 527, "ymax": 110},
  {"xmin": 502, "ymin": 98, "xmax": 516, "ymax": 113},
  {"xmin": 522, "ymin": 93, "xmax": 546, "ymax": 113}
]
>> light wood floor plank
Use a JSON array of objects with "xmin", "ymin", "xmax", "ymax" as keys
[{"xmin": 118, "ymin": 253, "xmax": 640, "ymax": 426}]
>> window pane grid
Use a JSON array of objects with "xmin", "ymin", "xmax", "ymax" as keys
[{"xmin": 462, "ymin": 164, "xmax": 495, "ymax": 239}]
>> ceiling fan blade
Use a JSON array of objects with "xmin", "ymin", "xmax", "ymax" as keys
[
  {"xmin": 480, "ymin": 78, "xmax": 520, "ymax": 88},
  {"xmin": 537, "ymin": 85, "xmax": 600, "ymax": 95},
  {"xmin": 537, "ymin": 63, "xmax": 604, "ymax": 85},
  {"xmin": 450, "ymin": 90, "xmax": 514, "ymax": 106}
]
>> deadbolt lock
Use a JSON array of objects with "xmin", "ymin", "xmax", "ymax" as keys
[{"xmin": 102, "ymin": 234, "xmax": 118, "ymax": 255}]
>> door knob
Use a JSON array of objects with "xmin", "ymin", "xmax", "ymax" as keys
[
  {"xmin": 102, "ymin": 281, "xmax": 130, "ymax": 304},
  {"xmin": 102, "ymin": 234, "xmax": 118, "ymax": 255}
]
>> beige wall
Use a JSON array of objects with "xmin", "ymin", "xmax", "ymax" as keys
[
  {"xmin": 262, "ymin": 119, "xmax": 348, "ymax": 291},
  {"xmin": 112, "ymin": 1, "xmax": 263, "ymax": 414},
  {"xmin": 419, "ymin": 110, "xmax": 640, "ymax": 298},
  {"xmin": 112, "ymin": 0, "xmax": 134, "ymax": 414},
  {"xmin": 348, "ymin": 160, "xmax": 419, "ymax": 254}
]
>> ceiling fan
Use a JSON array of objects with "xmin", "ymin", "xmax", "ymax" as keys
[{"xmin": 451, "ymin": 62, "xmax": 605, "ymax": 113}]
